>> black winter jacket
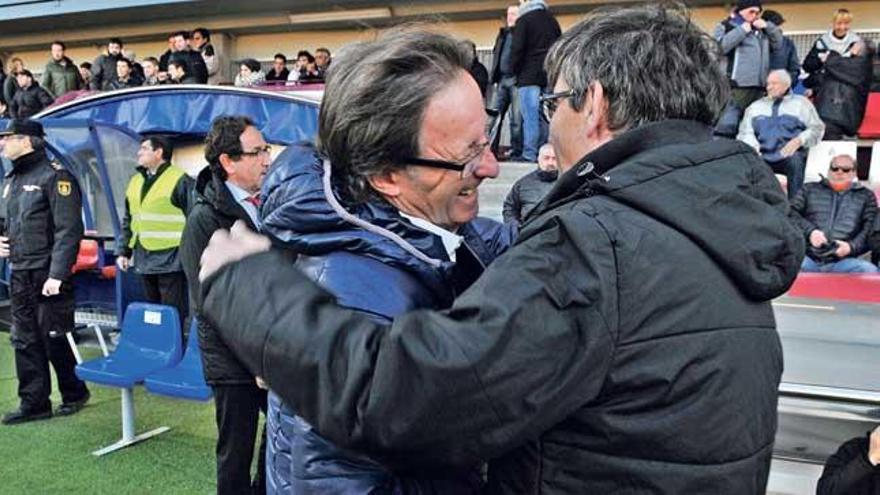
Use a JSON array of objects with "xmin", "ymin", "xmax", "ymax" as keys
[
  {"xmin": 501, "ymin": 168, "xmax": 556, "ymax": 224},
  {"xmin": 490, "ymin": 27, "xmax": 513, "ymax": 84},
  {"xmin": 812, "ymin": 52, "xmax": 873, "ymax": 135},
  {"xmin": 90, "ymin": 53, "xmax": 123, "ymax": 91},
  {"xmin": 180, "ymin": 168, "xmax": 258, "ymax": 385},
  {"xmin": 168, "ymin": 50, "xmax": 208, "ymax": 84},
  {"xmin": 817, "ymin": 433, "xmax": 880, "ymax": 495},
  {"xmin": 201, "ymin": 120, "xmax": 804, "ymax": 494},
  {"xmin": 2, "ymin": 149, "xmax": 83, "ymax": 281},
  {"xmin": 9, "ymin": 83, "xmax": 54, "ymax": 119},
  {"xmin": 510, "ymin": 5, "xmax": 561, "ymax": 88},
  {"xmin": 789, "ymin": 180, "xmax": 878, "ymax": 261}
]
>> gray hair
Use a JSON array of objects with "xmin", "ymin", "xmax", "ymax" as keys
[
  {"xmin": 317, "ymin": 29, "xmax": 472, "ymax": 204},
  {"xmin": 768, "ymin": 69, "xmax": 792, "ymax": 89},
  {"xmin": 545, "ymin": 3, "xmax": 729, "ymax": 131}
]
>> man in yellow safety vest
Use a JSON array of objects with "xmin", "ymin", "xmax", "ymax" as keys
[{"xmin": 117, "ymin": 135, "xmax": 193, "ymax": 328}]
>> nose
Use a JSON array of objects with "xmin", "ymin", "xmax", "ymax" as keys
[{"xmin": 473, "ymin": 147, "xmax": 499, "ymax": 179}]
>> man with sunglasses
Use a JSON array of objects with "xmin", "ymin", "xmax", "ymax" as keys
[
  {"xmin": 118, "ymin": 136, "xmax": 194, "ymax": 329},
  {"xmin": 180, "ymin": 116, "xmax": 271, "ymax": 494},
  {"xmin": 199, "ymin": 6, "xmax": 804, "ymax": 493},
  {"xmin": 790, "ymin": 154, "xmax": 878, "ymax": 273}
]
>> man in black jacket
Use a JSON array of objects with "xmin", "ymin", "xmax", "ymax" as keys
[
  {"xmin": 9, "ymin": 71, "xmax": 54, "ymax": 120},
  {"xmin": 198, "ymin": 5, "xmax": 804, "ymax": 493},
  {"xmin": 90, "ymin": 38, "xmax": 125, "ymax": 91},
  {"xmin": 180, "ymin": 117, "xmax": 270, "ymax": 494},
  {"xmin": 0, "ymin": 120, "xmax": 89, "ymax": 425},
  {"xmin": 511, "ymin": 0, "xmax": 560, "ymax": 162},
  {"xmin": 502, "ymin": 143, "xmax": 556, "ymax": 224},
  {"xmin": 790, "ymin": 154, "xmax": 878, "ymax": 273},
  {"xmin": 168, "ymin": 31, "xmax": 208, "ymax": 85},
  {"xmin": 489, "ymin": 5, "xmax": 523, "ymax": 160},
  {"xmin": 817, "ymin": 426, "xmax": 880, "ymax": 495}
]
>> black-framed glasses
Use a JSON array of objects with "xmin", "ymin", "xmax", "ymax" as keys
[
  {"xmin": 236, "ymin": 144, "xmax": 272, "ymax": 158},
  {"xmin": 399, "ymin": 108, "xmax": 500, "ymax": 178},
  {"xmin": 829, "ymin": 166, "xmax": 855, "ymax": 173},
  {"xmin": 540, "ymin": 89, "xmax": 578, "ymax": 122}
]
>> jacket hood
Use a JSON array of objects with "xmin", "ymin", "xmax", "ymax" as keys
[
  {"xmin": 518, "ymin": 0, "xmax": 548, "ymax": 16},
  {"xmin": 538, "ymin": 120, "xmax": 803, "ymax": 301},
  {"xmin": 260, "ymin": 143, "xmax": 459, "ymax": 295}
]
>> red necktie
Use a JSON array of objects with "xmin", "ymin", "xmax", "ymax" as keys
[{"xmin": 245, "ymin": 195, "xmax": 261, "ymax": 207}]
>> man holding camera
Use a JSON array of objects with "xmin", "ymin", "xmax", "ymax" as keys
[
  {"xmin": 714, "ymin": 0, "xmax": 783, "ymax": 111},
  {"xmin": 790, "ymin": 154, "xmax": 878, "ymax": 273}
]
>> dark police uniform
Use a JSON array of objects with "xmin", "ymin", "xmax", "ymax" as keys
[{"xmin": 1, "ymin": 120, "xmax": 88, "ymax": 424}]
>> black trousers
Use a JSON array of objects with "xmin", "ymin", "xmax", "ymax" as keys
[
  {"xmin": 214, "ymin": 383, "xmax": 268, "ymax": 495},
  {"xmin": 141, "ymin": 271, "xmax": 188, "ymax": 331},
  {"xmin": 9, "ymin": 268, "xmax": 88, "ymax": 412}
]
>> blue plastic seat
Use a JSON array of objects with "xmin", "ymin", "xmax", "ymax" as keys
[
  {"xmin": 144, "ymin": 319, "xmax": 212, "ymax": 401},
  {"xmin": 76, "ymin": 303, "xmax": 183, "ymax": 388}
]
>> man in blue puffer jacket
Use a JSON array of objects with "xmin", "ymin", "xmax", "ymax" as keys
[{"xmin": 254, "ymin": 31, "xmax": 514, "ymax": 494}]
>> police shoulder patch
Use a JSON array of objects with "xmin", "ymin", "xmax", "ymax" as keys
[{"xmin": 57, "ymin": 180, "xmax": 72, "ymax": 197}]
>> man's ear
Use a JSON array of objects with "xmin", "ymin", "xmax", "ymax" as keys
[
  {"xmin": 585, "ymin": 81, "xmax": 613, "ymax": 142},
  {"xmin": 218, "ymin": 153, "xmax": 236, "ymax": 178},
  {"xmin": 367, "ymin": 169, "xmax": 405, "ymax": 198}
]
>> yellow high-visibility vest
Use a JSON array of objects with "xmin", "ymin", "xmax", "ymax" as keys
[{"xmin": 126, "ymin": 165, "xmax": 186, "ymax": 251}]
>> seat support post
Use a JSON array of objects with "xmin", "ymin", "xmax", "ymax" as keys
[{"xmin": 90, "ymin": 388, "xmax": 171, "ymax": 457}]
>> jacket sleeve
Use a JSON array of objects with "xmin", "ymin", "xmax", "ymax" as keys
[
  {"xmin": 715, "ymin": 23, "xmax": 747, "ymax": 55},
  {"xmin": 816, "ymin": 437, "xmax": 877, "ymax": 495},
  {"xmin": 736, "ymin": 104, "xmax": 761, "ymax": 152},
  {"xmin": 848, "ymin": 193, "xmax": 877, "ymax": 256},
  {"xmin": 786, "ymin": 41, "xmax": 801, "ymax": 84},
  {"xmin": 802, "ymin": 40, "xmax": 825, "ymax": 75},
  {"xmin": 38, "ymin": 87, "xmax": 54, "ymax": 109},
  {"xmin": 120, "ymin": 196, "xmax": 133, "ymax": 258},
  {"xmin": 797, "ymin": 98, "xmax": 825, "ymax": 149},
  {"xmin": 203, "ymin": 45, "xmax": 219, "ymax": 78},
  {"xmin": 40, "ymin": 66, "xmax": 55, "ymax": 98},
  {"xmin": 172, "ymin": 174, "xmax": 196, "ymax": 215},
  {"xmin": 89, "ymin": 56, "xmax": 103, "ymax": 90},
  {"xmin": 48, "ymin": 170, "xmax": 84, "ymax": 281},
  {"xmin": 180, "ymin": 207, "xmax": 218, "ymax": 315},
  {"xmin": 201, "ymin": 212, "xmax": 618, "ymax": 469},
  {"xmin": 509, "ymin": 21, "xmax": 527, "ymax": 76},
  {"xmin": 501, "ymin": 184, "xmax": 522, "ymax": 224},
  {"xmin": 764, "ymin": 23, "xmax": 783, "ymax": 53},
  {"xmin": 788, "ymin": 188, "xmax": 818, "ymax": 236}
]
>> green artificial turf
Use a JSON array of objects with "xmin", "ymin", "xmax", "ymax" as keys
[{"xmin": 0, "ymin": 338, "xmax": 219, "ymax": 494}]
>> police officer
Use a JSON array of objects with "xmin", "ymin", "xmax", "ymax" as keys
[
  {"xmin": 117, "ymin": 136, "xmax": 193, "ymax": 330},
  {"xmin": 0, "ymin": 119, "xmax": 89, "ymax": 425}
]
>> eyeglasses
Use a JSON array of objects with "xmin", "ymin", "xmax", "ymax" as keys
[
  {"xmin": 829, "ymin": 165, "xmax": 854, "ymax": 173},
  {"xmin": 237, "ymin": 145, "xmax": 272, "ymax": 158},
  {"xmin": 399, "ymin": 109, "xmax": 500, "ymax": 179},
  {"xmin": 540, "ymin": 89, "xmax": 578, "ymax": 122}
]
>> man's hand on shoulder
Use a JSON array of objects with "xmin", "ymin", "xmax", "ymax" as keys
[{"xmin": 199, "ymin": 220, "xmax": 271, "ymax": 282}]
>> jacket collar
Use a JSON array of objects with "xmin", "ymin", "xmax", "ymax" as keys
[
  {"xmin": 8, "ymin": 148, "xmax": 48, "ymax": 176},
  {"xmin": 194, "ymin": 166, "xmax": 256, "ymax": 229},
  {"xmin": 137, "ymin": 161, "xmax": 171, "ymax": 178}
]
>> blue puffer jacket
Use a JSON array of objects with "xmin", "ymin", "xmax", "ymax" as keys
[{"xmin": 259, "ymin": 143, "xmax": 514, "ymax": 495}]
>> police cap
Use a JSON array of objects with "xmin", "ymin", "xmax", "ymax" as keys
[{"xmin": 0, "ymin": 119, "xmax": 45, "ymax": 138}]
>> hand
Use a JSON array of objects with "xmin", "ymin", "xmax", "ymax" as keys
[
  {"xmin": 741, "ymin": 22, "xmax": 753, "ymax": 33},
  {"xmin": 850, "ymin": 42, "xmax": 864, "ymax": 57},
  {"xmin": 116, "ymin": 256, "xmax": 131, "ymax": 271},
  {"xmin": 0, "ymin": 236, "xmax": 9, "ymax": 258},
  {"xmin": 869, "ymin": 426, "xmax": 880, "ymax": 466},
  {"xmin": 41, "ymin": 278, "xmax": 62, "ymax": 297},
  {"xmin": 199, "ymin": 220, "xmax": 271, "ymax": 282},
  {"xmin": 804, "ymin": 88, "xmax": 814, "ymax": 98},
  {"xmin": 158, "ymin": 72, "xmax": 169, "ymax": 81},
  {"xmin": 809, "ymin": 230, "xmax": 828, "ymax": 248},
  {"xmin": 834, "ymin": 241, "xmax": 852, "ymax": 258},
  {"xmin": 255, "ymin": 376, "xmax": 268, "ymax": 390},
  {"xmin": 780, "ymin": 138, "xmax": 802, "ymax": 158},
  {"xmin": 818, "ymin": 52, "xmax": 829, "ymax": 63},
  {"xmin": 752, "ymin": 19, "xmax": 767, "ymax": 30}
]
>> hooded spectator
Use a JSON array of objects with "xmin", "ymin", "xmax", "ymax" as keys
[
  {"xmin": 265, "ymin": 53, "xmax": 289, "ymax": 83},
  {"xmin": 234, "ymin": 59, "xmax": 266, "ymax": 87},
  {"xmin": 762, "ymin": 10, "xmax": 800, "ymax": 87},
  {"xmin": 91, "ymin": 38, "xmax": 125, "ymax": 90},
  {"xmin": 41, "ymin": 41, "xmax": 83, "ymax": 98},
  {"xmin": 9, "ymin": 70, "xmax": 54, "ymax": 119}
]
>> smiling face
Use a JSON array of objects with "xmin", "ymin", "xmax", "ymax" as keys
[
  {"xmin": 380, "ymin": 71, "xmax": 499, "ymax": 230},
  {"xmin": 832, "ymin": 17, "xmax": 851, "ymax": 38}
]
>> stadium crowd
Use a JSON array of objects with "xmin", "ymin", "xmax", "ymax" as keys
[{"xmin": 1, "ymin": 1, "xmax": 880, "ymax": 494}]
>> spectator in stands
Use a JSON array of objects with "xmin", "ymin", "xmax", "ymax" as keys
[
  {"xmin": 167, "ymin": 60, "xmax": 196, "ymax": 85},
  {"xmin": 78, "ymin": 62, "xmax": 92, "ymax": 89},
  {"xmin": 265, "ymin": 53, "xmax": 289, "ymax": 83},
  {"xmin": 168, "ymin": 31, "xmax": 208, "ymax": 84},
  {"xmin": 790, "ymin": 154, "xmax": 878, "ymax": 273},
  {"xmin": 141, "ymin": 57, "xmax": 162, "ymax": 86},
  {"xmin": 234, "ymin": 59, "xmax": 265, "ymax": 87},
  {"xmin": 287, "ymin": 50, "xmax": 316, "ymax": 83},
  {"xmin": 117, "ymin": 136, "xmax": 194, "ymax": 328},
  {"xmin": 199, "ymin": 7, "xmax": 805, "ymax": 492},
  {"xmin": 4, "ymin": 58, "xmax": 25, "ymax": 106},
  {"xmin": 0, "ymin": 58, "xmax": 5, "ymax": 105},
  {"xmin": 817, "ymin": 426, "xmax": 879, "ymax": 494},
  {"xmin": 804, "ymin": 9, "xmax": 873, "ymax": 139},
  {"xmin": 9, "ymin": 70, "xmax": 54, "ymax": 120},
  {"xmin": 41, "ymin": 41, "xmax": 83, "ymax": 99},
  {"xmin": 203, "ymin": 30, "xmax": 511, "ymax": 494},
  {"xmin": 489, "ymin": 5, "xmax": 523, "ymax": 160},
  {"xmin": 511, "ymin": 0, "xmax": 561, "ymax": 163},
  {"xmin": 737, "ymin": 69, "xmax": 824, "ymax": 198},
  {"xmin": 158, "ymin": 34, "xmax": 176, "ymax": 81},
  {"xmin": 123, "ymin": 50, "xmax": 145, "ymax": 83},
  {"xmin": 465, "ymin": 41, "xmax": 489, "ymax": 98},
  {"xmin": 502, "ymin": 142, "xmax": 557, "ymax": 224},
  {"xmin": 108, "ymin": 58, "xmax": 143, "ymax": 90},
  {"xmin": 314, "ymin": 47, "xmax": 331, "ymax": 79},
  {"xmin": 192, "ymin": 27, "xmax": 223, "ymax": 85},
  {"xmin": 761, "ymin": 10, "xmax": 800, "ymax": 87},
  {"xmin": 714, "ymin": 0, "xmax": 783, "ymax": 112},
  {"xmin": 180, "ymin": 116, "xmax": 270, "ymax": 495},
  {"xmin": 91, "ymin": 38, "xmax": 125, "ymax": 90}
]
